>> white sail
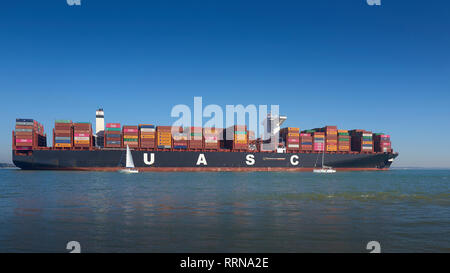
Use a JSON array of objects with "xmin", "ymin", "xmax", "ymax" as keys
[{"xmin": 125, "ymin": 145, "xmax": 135, "ymax": 168}]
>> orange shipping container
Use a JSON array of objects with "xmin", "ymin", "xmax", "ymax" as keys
[{"xmin": 55, "ymin": 143, "xmax": 71, "ymax": 148}]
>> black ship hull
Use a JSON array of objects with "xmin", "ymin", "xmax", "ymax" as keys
[{"xmin": 12, "ymin": 150, "xmax": 398, "ymax": 171}]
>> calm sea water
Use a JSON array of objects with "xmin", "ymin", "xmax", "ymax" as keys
[{"xmin": 0, "ymin": 169, "xmax": 449, "ymax": 253}]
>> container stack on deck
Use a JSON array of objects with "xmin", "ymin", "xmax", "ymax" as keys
[
  {"xmin": 188, "ymin": 127, "xmax": 203, "ymax": 149},
  {"xmin": 280, "ymin": 127, "xmax": 300, "ymax": 151},
  {"xmin": 105, "ymin": 123, "xmax": 122, "ymax": 148},
  {"xmin": 204, "ymin": 127, "xmax": 220, "ymax": 150},
  {"xmin": 312, "ymin": 131, "xmax": 325, "ymax": 152},
  {"xmin": 123, "ymin": 125, "xmax": 139, "ymax": 148},
  {"xmin": 323, "ymin": 126, "xmax": 338, "ymax": 152},
  {"xmin": 139, "ymin": 124, "xmax": 155, "ymax": 148},
  {"xmin": 157, "ymin": 126, "xmax": 172, "ymax": 149},
  {"xmin": 172, "ymin": 127, "xmax": 188, "ymax": 149},
  {"xmin": 12, "ymin": 113, "xmax": 394, "ymax": 155},
  {"xmin": 15, "ymin": 119, "xmax": 46, "ymax": 150},
  {"xmin": 248, "ymin": 131, "xmax": 255, "ymax": 141},
  {"xmin": 299, "ymin": 133, "xmax": 313, "ymax": 151},
  {"xmin": 73, "ymin": 122, "xmax": 92, "ymax": 148},
  {"xmin": 350, "ymin": 130, "xmax": 373, "ymax": 152},
  {"xmin": 374, "ymin": 134, "xmax": 392, "ymax": 153},
  {"xmin": 337, "ymin": 130, "xmax": 350, "ymax": 152},
  {"xmin": 225, "ymin": 125, "xmax": 248, "ymax": 150},
  {"xmin": 54, "ymin": 120, "xmax": 72, "ymax": 148}
]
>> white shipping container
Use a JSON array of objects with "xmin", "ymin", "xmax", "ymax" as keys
[{"xmin": 140, "ymin": 128, "xmax": 155, "ymax": 132}]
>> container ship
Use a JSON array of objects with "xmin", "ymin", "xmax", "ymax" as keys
[{"xmin": 12, "ymin": 109, "xmax": 398, "ymax": 171}]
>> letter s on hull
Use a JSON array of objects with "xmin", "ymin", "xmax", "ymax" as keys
[
  {"xmin": 290, "ymin": 155, "xmax": 299, "ymax": 166},
  {"xmin": 144, "ymin": 153, "xmax": 155, "ymax": 165},
  {"xmin": 246, "ymin": 154, "xmax": 255, "ymax": 165}
]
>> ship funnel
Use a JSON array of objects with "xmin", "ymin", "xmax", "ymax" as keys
[
  {"xmin": 95, "ymin": 108, "xmax": 104, "ymax": 135},
  {"xmin": 95, "ymin": 108, "xmax": 105, "ymax": 147}
]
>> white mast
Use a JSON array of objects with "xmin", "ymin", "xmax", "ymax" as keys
[{"xmin": 322, "ymin": 146, "xmax": 325, "ymax": 167}]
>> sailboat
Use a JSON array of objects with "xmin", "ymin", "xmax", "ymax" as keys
[
  {"xmin": 119, "ymin": 145, "xmax": 139, "ymax": 174},
  {"xmin": 313, "ymin": 146, "xmax": 336, "ymax": 173}
]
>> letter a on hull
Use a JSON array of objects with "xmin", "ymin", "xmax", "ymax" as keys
[{"xmin": 196, "ymin": 154, "xmax": 207, "ymax": 165}]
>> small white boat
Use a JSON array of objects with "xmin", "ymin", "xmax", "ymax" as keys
[
  {"xmin": 313, "ymin": 147, "xmax": 336, "ymax": 174},
  {"xmin": 313, "ymin": 166, "xmax": 337, "ymax": 173},
  {"xmin": 118, "ymin": 145, "xmax": 139, "ymax": 174},
  {"xmin": 119, "ymin": 168, "xmax": 139, "ymax": 174}
]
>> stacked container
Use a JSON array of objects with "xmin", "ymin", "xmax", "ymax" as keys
[
  {"xmin": 280, "ymin": 127, "xmax": 300, "ymax": 151},
  {"xmin": 105, "ymin": 123, "xmax": 122, "ymax": 148},
  {"xmin": 204, "ymin": 127, "xmax": 220, "ymax": 150},
  {"xmin": 173, "ymin": 127, "xmax": 188, "ymax": 149},
  {"xmin": 122, "ymin": 125, "xmax": 139, "ymax": 148},
  {"xmin": 362, "ymin": 131, "xmax": 373, "ymax": 152},
  {"xmin": 350, "ymin": 130, "xmax": 373, "ymax": 152},
  {"xmin": 54, "ymin": 120, "xmax": 73, "ymax": 148},
  {"xmin": 337, "ymin": 129, "xmax": 351, "ymax": 152},
  {"xmin": 139, "ymin": 124, "xmax": 155, "ymax": 148},
  {"xmin": 313, "ymin": 132, "xmax": 325, "ymax": 152},
  {"xmin": 73, "ymin": 122, "xmax": 92, "ymax": 148},
  {"xmin": 225, "ymin": 125, "xmax": 248, "ymax": 150},
  {"xmin": 374, "ymin": 134, "xmax": 392, "ymax": 153},
  {"xmin": 324, "ymin": 126, "xmax": 338, "ymax": 152},
  {"xmin": 157, "ymin": 126, "xmax": 172, "ymax": 149},
  {"xmin": 248, "ymin": 131, "xmax": 256, "ymax": 141},
  {"xmin": 188, "ymin": 127, "xmax": 203, "ymax": 149},
  {"xmin": 15, "ymin": 119, "xmax": 46, "ymax": 150},
  {"xmin": 300, "ymin": 133, "xmax": 313, "ymax": 151}
]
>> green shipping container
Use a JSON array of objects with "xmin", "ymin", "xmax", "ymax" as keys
[{"xmin": 55, "ymin": 120, "xmax": 72, "ymax": 123}]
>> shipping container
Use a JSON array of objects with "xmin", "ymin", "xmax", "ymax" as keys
[
  {"xmin": 15, "ymin": 119, "xmax": 47, "ymax": 149},
  {"xmin": 156, "ymin": 126, "xmax": 172, "ymax": 149},
  {"xmin": 374, "ymin": 134, "xmax": 392, "ymax": 153},
  {"xmin": 203, "ymin": 127, "xmax": 221, "ymax": 150},
  {"xmin": 73, "ymin": 122, "xmax": 92, "ymax": 148},
  {"xmin": 54, "ymin": 120, "xmax": 73, "ymax": 148},
  {"xmin": 349, "ymin": 130, "xmax": 374, "ymax": 152},
  {"xmin": 280, "ymin": 127, "xmax": 300, "ymax": 151},
  {"xmin": 104, "ymin": 123, "xmax": 122, "ymax": 148}
]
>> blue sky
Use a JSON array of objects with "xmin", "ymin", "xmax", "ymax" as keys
[{"xmin": 1, "ymin": 0, "xmax": 449, "ymax": 167}]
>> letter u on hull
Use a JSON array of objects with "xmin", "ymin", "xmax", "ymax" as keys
[{"xmin": 143, "ymin": 153, "xmax": 155, "ymax": 165}]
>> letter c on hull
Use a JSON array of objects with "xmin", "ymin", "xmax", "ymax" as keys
[
  {"xmin": 144, "ymin": 153, "xmax": 155, "ymax": 165},
  {"xmin": 290, "ymin": 155, "xmax": 299, "ymax": 166}
]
